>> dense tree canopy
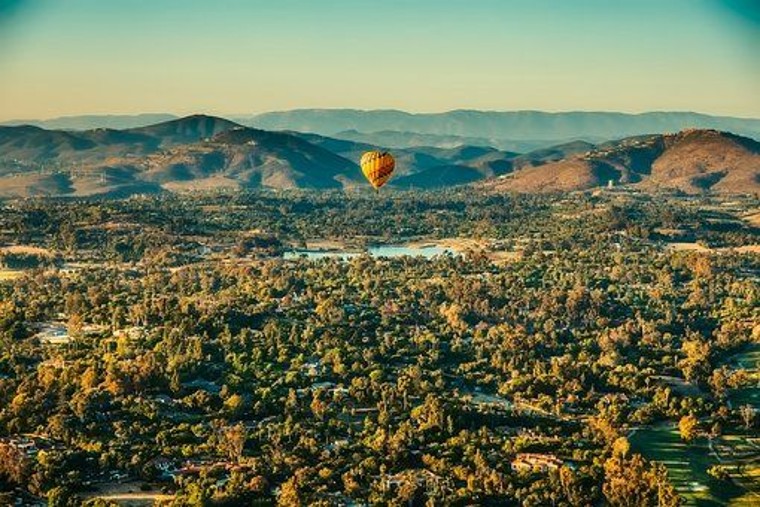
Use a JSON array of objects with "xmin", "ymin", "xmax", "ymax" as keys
[{"xmin": 0, "ymin": 189, "xmax": 757, "ymax": 505}]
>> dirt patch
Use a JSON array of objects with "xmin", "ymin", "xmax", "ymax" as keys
[
  {"xmin": 0, "ymin": 270, "xmax": 24, "ymax": 281},
  {"xmin": 406, "ymin": 237, "xmax": 486, "ymax": 252},
  {"xmin": 0, "ymin": 245, "xmax": 54, "ymax": 256},
  {"xmin": 742, "ymin": 211, "xmax": 760, "ymax": 227},
  {"xmin": 663, "ymin": 242, "xmax": 760, "ymax": 255},
  {"xmin": 304, "ymin": 239, "xmax": 350, "ymax": 251},
  {"xmin": 665, "ymin": 242, "xmax": 711, "ymax": 252},
  {"xmin": 729, "ymin": 245, "xmax": 760, "ymax": 254},
  {"xmin": 488, "ymin": 251, "xmax": 522, "ymax": 264},
  {"xmin": 82, "ymin": 482, "xmax": 173, "ymax": 506}
]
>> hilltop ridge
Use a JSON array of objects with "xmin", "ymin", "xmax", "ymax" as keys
[
  {"xmin": 484, "ymin": 129, "xmax": 760, "ymax": 194},
  {"xmin": 0, "ymin": 115, "xmax": 758, "ymax": 197}
]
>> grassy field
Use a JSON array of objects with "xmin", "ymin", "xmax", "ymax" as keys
[
  {"xmin": 632, "ymin": 342, "xmax": 760, "ymax": 507},
  {"xmin": 728, "ymin": 344, "xmax": 760, "ymax": 410},
  {"xmin": 731, "ymin": 386, "xmax": 760, "ymax": 409},
  {"xmin": 81, "ymin": 481, "xmax": 173, "ymax": 506},
  {"xmin": 729, "ymin": 344, "xmax": 760, "ymax": 372},
  {"xmin": 631, "ymin": 425, "xmax": 745, "ymax": 506}
]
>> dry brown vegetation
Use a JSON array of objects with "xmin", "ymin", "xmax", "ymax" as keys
[{"xmin": 486, "ymin": 129, "xmax": 760, "ymax": 194}]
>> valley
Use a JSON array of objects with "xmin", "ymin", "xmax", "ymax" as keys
[{"xmin": 0, "ymin": 189, "xmax": 758, "ymax": 505}]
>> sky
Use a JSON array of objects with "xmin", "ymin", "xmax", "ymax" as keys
[{"xmin": 0, "ymin": 0, "xmax": 758, "ymax": 120}]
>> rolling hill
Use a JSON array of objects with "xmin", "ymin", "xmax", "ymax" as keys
[
  {"xmin": 128, "ymin": 115, "xmax": 240, "ymax": 145},
  {"xmin": 1, "ymin": 115, "xmax": 758, "ymax": 197},
  {"xmin": 485, "ymin": 129, "xmax": 760, "ymax": 194},
  {"xmin": 289, "ymin": 132, "xmax": 517, "ymax": 183},
  {"xmin": 143, "ymin": 127, "xmax": 363, "ymax": 190},
  {"xmin": 0, "ymin": 115, "xmax": 364, "ymax": 197}
]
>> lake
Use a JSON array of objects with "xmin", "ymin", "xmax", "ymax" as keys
[{"xmin": 284, "ymin": 245, "xmax": 455, "ymax": 260}]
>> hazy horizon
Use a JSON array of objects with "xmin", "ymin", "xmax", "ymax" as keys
[
  {"xmin": 1, "ymin": 0, "xmax": 759, "ymax": 121},
  {"xmin": 4, "ymin": 108, "xmax": 760, "ymax": 125}
]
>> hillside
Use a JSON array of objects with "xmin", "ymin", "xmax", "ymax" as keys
[
  {"xmin": 644, "ymin": 130, "xmax": 760, "ymax": 193},
  {"xmin": 1, "ymin": 118, "xmax": 758, "ymax": 197},
  {"xmin": 0, "ymin": 116, "xmax": 363, "ymax": 197},
  {"xmin": 143, "ymin": 127, "xmax": 363, "ymax": 190},
  {"xmin": 485, "ymin": 130, "xmax": 760, "ymax": 194},
  {"xmin": 0, "ymin": 125, "xmax": 97, "ymax": 167},
  {"xmin": 128, "ymin": 115, "xmax": 241, "ymax": 145},
  {"xmin": 290, "ymin": 132, "xmax": 517, "ymax": 182},
  {"xmin": 0, "ymin": 116, "xmax": 231, "ymax": 170},
  {"xmin": 511, "ymin": 140, "xmax": 597, "ymax": 170}
]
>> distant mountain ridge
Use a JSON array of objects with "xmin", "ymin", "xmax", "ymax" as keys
[
  {"xmin": 246, "ymin": 109, "xmax": 760, "ymax": 144},
  {"xmin": 327, "ymin": 129, "xmax": 584, "ymax": 153},
  {"xmin": 7, "ymin": 110, "xmax": 759, "ymax": 150},
  {"xmin": 1, "ymin": 113, "xmax": 178, "ymax": 131}
]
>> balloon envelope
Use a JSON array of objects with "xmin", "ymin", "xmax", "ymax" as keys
[{"xmin": 360, "ymin": 151, "xmax": 395, "ymax": 190}]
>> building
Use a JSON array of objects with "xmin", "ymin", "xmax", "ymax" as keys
[{"xmin": 510, "ymin": 453, "xmax": 563, "ymax": 473}]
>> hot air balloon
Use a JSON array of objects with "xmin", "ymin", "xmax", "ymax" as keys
[{"xmin": 360, "ymin": 151, "xmax": 395, "ymax": 190}]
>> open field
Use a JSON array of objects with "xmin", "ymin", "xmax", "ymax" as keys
[
  {"xmin": 731, "ymin": 245, "xmax": 760, "ymax": 254},
  {"xmin": 663, "ymin": 242, "xmax": 760, "ymax": 254},
  {"xmin": 728, "ymin": 344, "xmax": 760, "ymax": 410},
  {"xmin": 728, "ymin": 344, "xmax": 760, "ymax": 371},
  {"xmin": 631, "ymin": 426, "xmax": 747, "ymax": 506},
  {"xmin": 406, "ymin": 237, "xmax": 487, "ymax": 251},
  {"xmin": 304, "ymin": 238, "xmax": 353, "ymax": 251},
  {"xmin": 633, "ymin": 345, "xmax": 760, "ymax": 506},
  {"xmin": 81, "ymin": 482, "xmax": 173, "ymax": 506},
  {"xmin": 0, "ymin": 245, "xmax": 54, "ymax": 256},
  {"xmin": 665, "ymin": 242, "xmax": 712, "ymax": 252},
  {"xmin": 730, "ymin": 391, "xmax": 760, "ymax": 408}
]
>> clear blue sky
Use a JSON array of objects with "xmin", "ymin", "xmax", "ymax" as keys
[{"xmin": 0, "ymin": 0, "xmax": 758, "ymax": 120}]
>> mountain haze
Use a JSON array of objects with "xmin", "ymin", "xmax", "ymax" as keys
[
  {"xmin": 247, "ymin": 109, "xmax": 760, "ymax": 144},
  {"xmin": 328, "ymin": 129, "xmax": 558, "ymax": 152},
  {"xmin": 0, "ymin": 113, "xmax": 178, "ymax": 131}
]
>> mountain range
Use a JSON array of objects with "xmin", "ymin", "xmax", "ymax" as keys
[
  {"xmin": 0, "ymin": 114, "xmax": 757, "ymax": 198},
  {"xmin": 5, "ymin": 110, "xmax": 760, "ymax": 151},
  {"xmin": 0, "ymin": 116, "xmax": 363, "ymax": 197},
  {"xmin": 246, "ymin": 109, "xmax": 760, "ymax": 145},
  {"xmin": 0, "ymin": 114, "xmax": 178, "ymax": 131}
]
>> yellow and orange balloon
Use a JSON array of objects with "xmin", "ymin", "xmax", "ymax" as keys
[{"xmin": 360, "ymin": 151, "xmax": 395, "ymax": 190}]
